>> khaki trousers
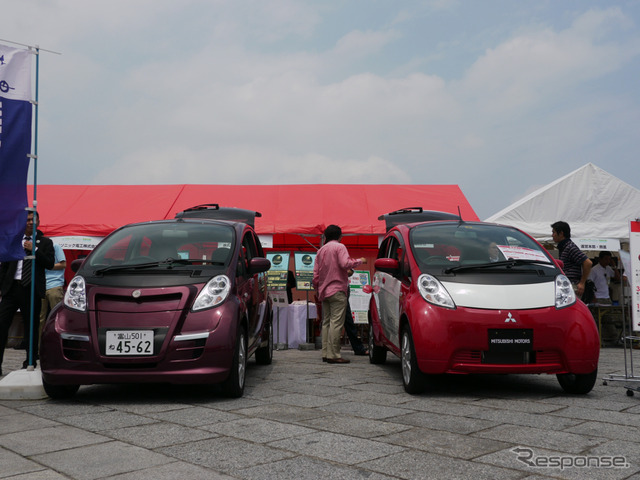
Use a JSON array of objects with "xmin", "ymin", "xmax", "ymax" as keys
[{"xmin": 321, "ymin": 291, "xmax": 347, "ymax": 360}]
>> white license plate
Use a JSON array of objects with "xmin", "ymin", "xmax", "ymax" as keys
[{"xmin": 106, "ymin": 330, "xmax": 154, "ymax": 356}]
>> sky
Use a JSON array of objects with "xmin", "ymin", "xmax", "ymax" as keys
[{"xmin": 1, "ymin": 0, "xmax": 639, "ymax": 220}]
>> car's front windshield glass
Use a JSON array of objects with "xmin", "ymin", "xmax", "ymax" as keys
[
  {"xmin": 410, "ymin": 223, "xmax": 553, "ymax": 271},
  {"xmin": 87, "ymin": 222, "xmax": 234, "ymax": 269}
]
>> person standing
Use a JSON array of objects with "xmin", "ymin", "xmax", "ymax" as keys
[
  {"xmin": 0, "ymin": 211, "xmax": 55, "ymax": 373},
  {"xmin": 39, "ymin": 242, "xmax": 67, "ymax": 337},
  {"xmin": 588, "ymin": 251, "xmax": 620, "ymax": 304},
  {"xmin": 313, "ymin": 225, "xmax": 366, "ymax": 364},
  {"xmin": 551, "ymin": 221, "xmax": 592, "ymax": 297}
]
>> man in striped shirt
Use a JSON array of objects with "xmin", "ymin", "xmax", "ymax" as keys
[{"xmin": 551, "ymin": 221, "xmax": 592, "ymax": 297}]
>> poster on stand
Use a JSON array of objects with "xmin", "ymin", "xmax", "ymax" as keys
[
  {"xmin": 349, "ymin": 270, "xmax": 371, "ymax": 324},
  {"xmin": 266, "ymin": 252, "xmax": 290, "ymax": 305},
  {"xmin": 630, "ymin": 221, "xmax": 640, "ymax": 332},
  {"xmin": 294, "ymin": 252, "xmax": 316, "ymax": 290}
]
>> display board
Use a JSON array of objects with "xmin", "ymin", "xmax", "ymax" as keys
[
  {"xmin": 349, "ymin": 269, "xmax": 371, "ymax": 324},
  {"xmin": 266, "ymin": 252, "xmax": 290, "ymax": 305},
  {"xmin": 294, "ymin": 252, "xmax": 316, "ymax": 290},
  {"xmin": 630, "ymin": 221, "xmax": 640, "ymax": 332}
]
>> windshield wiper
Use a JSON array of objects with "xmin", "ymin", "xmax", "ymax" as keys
[
  {"xmin": 444, "ymin": 259, "xmax": 554, "ymax": 274},
  {"xmin": 94, "ymin": 258, "xmax": 225, "ymax": 274}
]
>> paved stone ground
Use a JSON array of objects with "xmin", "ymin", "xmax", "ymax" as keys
[{"xmin": 1, "ymin": 346, "xmax": 639, "ymax": 480}]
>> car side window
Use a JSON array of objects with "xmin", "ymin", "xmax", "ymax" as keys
[{"xmin": 238, "ymin": 230, "xmax": 258, "ymax": 276}]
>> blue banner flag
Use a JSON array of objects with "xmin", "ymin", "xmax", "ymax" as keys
[{"xmin": 0, "ymin": 44, "xmax": 32, "ymax": 261}]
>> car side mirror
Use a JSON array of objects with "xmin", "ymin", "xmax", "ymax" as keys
[
  {"xmin": 374, "ymin": 258, "xmax": 399, "ymax": 275},
  {"xmin": 554, "ymin": 259, "xmax": 565, "ymax": 270},
  {"xmin": 248, "ymin": 257, "xmax": 271, "ymax": 275},
  {"xmin": 71, "ymin": 258, "xmax": 84, "ymax": 273}
]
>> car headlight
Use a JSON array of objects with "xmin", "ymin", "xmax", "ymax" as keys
[
  {"xmin": 555, "ymin": 274, "xmax": 576, "ymax": 309},
  {"xmin": 64, "ymin": 275, "xmax": 87, "ymax": 312},
  {"xmin": 193, "ymin": 275, "xmax": 231, "ymax": 311},
  {"xmin": 417, "ymin": 274, "xmax": 455, "ymax": 309}
]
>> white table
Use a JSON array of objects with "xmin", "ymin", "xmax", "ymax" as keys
[{"xmin": 273, "ymin": 301, "xmax": 317, "ymax": 348}]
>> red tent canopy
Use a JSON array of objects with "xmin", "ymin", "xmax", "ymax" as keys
[{"xmin": 28, "ymin": 184, "xmax": 478, "ymax": 244}]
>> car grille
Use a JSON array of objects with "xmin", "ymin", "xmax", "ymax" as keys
[{"xmin": 452, "ymin": 349, "xmax": 563, "ymax": 366}]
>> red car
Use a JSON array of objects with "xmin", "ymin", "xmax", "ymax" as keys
[
  {"xmin": 367, "ymin": 209, "xmax": 600, "ymax": 394},
  {"xmin": 40, "ymin": 205, "xmax": 272, "ymax": 399}
]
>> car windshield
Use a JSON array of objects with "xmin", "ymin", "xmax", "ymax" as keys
[
  {"xmin": 86, "ymin": 222, "xmax": 234, "ymax": 271},
  {"xmin": 410, "ymin": 223, "xmax": 554, "ymax": 272}
]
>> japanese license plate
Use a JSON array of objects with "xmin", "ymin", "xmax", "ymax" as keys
[
  {"xmin": 106, "ymin": 330, "xmax": 154, "ymax": 356},
  {"xmin": 488, "ymin": 329, "xmax": 533, "ymax": 352}
]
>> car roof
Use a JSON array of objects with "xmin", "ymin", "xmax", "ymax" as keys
[
  {"xmin": 379, "ymin": 207, "xmax": 461, "ymax": 232},
  {"xmin": 174, "ymin": 204, "xmax": 261, "ymax": 228}
]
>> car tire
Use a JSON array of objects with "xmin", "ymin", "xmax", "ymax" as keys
[
  {"xmin": 42, "ymin": 380, "xmax": 79, "ymax": 400},
  {"xmin": 368, "ymin": 323, "xmax": 387, "ymax": 364},
  {"xmin": 221, "ymin": 327, "xmax": 247, "ymax": 398},
  {"xmin": 255, "ymin": 318, "xmax": 273, "ymax": 365},
  {"xmin": 401, "ymin": 326, "xmax": 427, "ymax": 394},
  {"xmin": 556, "ymin": 370, "xmax": 598, "ymax": 394}
]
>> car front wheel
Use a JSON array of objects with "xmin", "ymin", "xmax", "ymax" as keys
[
  {"xmin": 401, "ymin": 326, "xmax": 426, "ymax": 394},
  {"xmin": 42, "ymin": 380, "xmax": 79, "ymax": 400},
  {"xmin": 221, "ymin": 327, "xmax": 247, "ymax": 398},
  {"xmin": 556, "ymin": 370, "xmax": 598, "ymax": 394}
]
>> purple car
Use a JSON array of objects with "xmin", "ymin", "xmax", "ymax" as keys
[{"xmin": 40, "ymin": 205, "xmax": 273, "ymax": 399}]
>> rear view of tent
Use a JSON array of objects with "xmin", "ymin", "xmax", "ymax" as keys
[{"xmin": 485, "ymin": 163, "xmax": 640, "ymax": 243}]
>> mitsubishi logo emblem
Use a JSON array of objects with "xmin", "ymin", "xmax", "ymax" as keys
[{"xmin": 505, "ymin": 312, "xmax": 516, "ymax": 323}]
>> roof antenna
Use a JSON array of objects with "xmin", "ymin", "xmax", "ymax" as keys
[{"xmin": 457, "ymin": 206, "xmax": 464, "ymax": 225}]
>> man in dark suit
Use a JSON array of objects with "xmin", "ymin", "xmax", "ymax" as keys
[{"xmin": 0, "ymin": 211, "xmax": 55, "ymax": 373}]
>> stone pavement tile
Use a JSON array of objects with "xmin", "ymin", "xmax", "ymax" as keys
[
  {"xmin": 102, "ymin": 461, "xmax": 237, "ymax": 480},
  {"xmin": 157, "ymin": 437, "xmax": 296, "ymax": 473},
  {"xmin": 563, "ymin": 420, "xmax": 640, "ymax": 442},
  {"xmin": 467, "ymin": 405, "xmax": 583, "ymax": 430},
  {"xmin": 0, "ymin": 425, "xmax": 109, "ymax": 455},
  {"xmin": 319, "ymin": 400, "xmax": 414, "ymax": 420},
  {"xmin": 18, "ymin": 401, "xmax": 112, "ymax": 419},
  {"xmin": 32, "ymin": 441, "xmax": 173, "ymax": 480},
  {"xmin": 236, "ymin": 455, "xmax": 398, "ymax": 480},
  {"xmin": 298, "ymin": 413, "xmax": 413, "ymax": 439},
  {"xmin": 389, "ymin": 410, "xmax": 498, "ymax": 434},
  {"xmin": 475, "ymin": 445, "xmax": 636, "ymax": 480},
  {"xmin": 232, "ymin": 403, "xmax": 329, "ymax": 424},
  {"xmin": 268, "ymin": 431, "xmax": 405, "ymax": 465},
  {"xmin": 462, "ymin": 398, "xmax": 567, "ymax": 414},
  {"xmin": 202, "ymin": 417, "xmax": 316, "ymax": 443},
  {"xmin": 472, "ymin": 424, "xmax": 605, "ymax": 454},
  {"xmin": 377, "ymin": 426, "xmax": 510, "ymax": 460},
  {"xmin": 191, "ymin": 395, "xmax": 266, "ymax": 411},
  {"xmin": 360, "ymin": 449, "xmax": 522, "ymax": 480},
  {"xmin": 548, "ymin": 406, "xmax": 640, "ymax": 427},
  {"xmin": 0, "ymin": 446, "xmax": 48, "ymax": 477},
  {"xmin": 144, "ymin": 406, "xmax": 242, "ymax": 427},
  {"xmin": 55, "ymin": 410, "xmax": 158, "ymax": 432},
  {"xmin": 102, "ymin": 422, "xmax": 218, "ymax": 449},
  {"xmin": 263, "ymin": 379, "xmax": 348, "ymax": 397},
  {"xmin": 4, "ymin": 470, "xmax": 72, "ymax": 479},
  {"xmin": 334, "ymin": 389, "xmax": 415, "ymax": 407},
  {"xmin": 537, "ymin": 393, "xmax": 640, "ymax": 412},
  {"xmin": 270, "ymin": 392, "xmax": 341, "ymax": 408},
  {"xmin": 0, "ymin": 412, "xmax": 58, "ymax": 435},
  {"xmin": 588, "ymin": 439, "xmax": 640, "ymax": 469}
]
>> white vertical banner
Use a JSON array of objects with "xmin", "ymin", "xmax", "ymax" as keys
[{"xmin": 630, "ymin": 221, "xmax": 640, "ymax": 332}]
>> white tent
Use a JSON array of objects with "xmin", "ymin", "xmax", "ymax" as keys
[{"xmin": 485, "ymin": 163, "xmax": 640, "ymax": 245}]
